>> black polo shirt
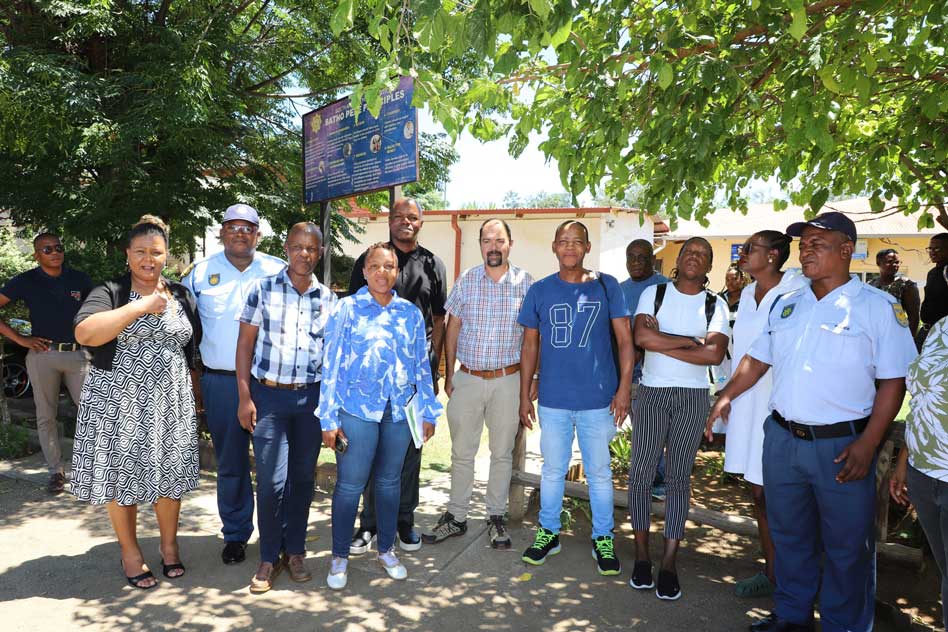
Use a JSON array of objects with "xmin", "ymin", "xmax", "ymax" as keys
[
  {"xmin": 920, "ymin": 263, "xmax": 948, "ymax": 326},
  {"xmin": 349, "ymin": 241, "xmax": 447, "ymax": 350},
  {"xmin": 0, "ymin": 266, "xmax": 93, "ymax": 343}
]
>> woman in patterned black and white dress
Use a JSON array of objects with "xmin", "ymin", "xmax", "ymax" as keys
[{"xmin": 71, "ymin": 218, "xmax": 202, "ymax": 590}]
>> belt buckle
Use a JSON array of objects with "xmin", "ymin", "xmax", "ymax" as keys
[{"xmin": 790, "ymin": 422, "xmax": 809, "ymax": 439}]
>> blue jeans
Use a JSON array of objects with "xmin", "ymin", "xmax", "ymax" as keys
[
  {"xmin": 762, "ymin": 416, "xmax": 877, "ymax": 632},
  {"xmin": 538, "ymin": 405, "xmax": 617, "ymax": 538},
  {"xmin": 332, "ymin": 405, "xmax": 412, "ymax": 558},
  {"xmin": 250, "ymin": 381, "xmax": 322, "ymax": 564},
  {"xmin": 201, "ymin": 372, "xmax": 254, "ymax": 543},
  {"xmin": 907, "ymin": 465, "xmax": 948, "ymax": 630}
]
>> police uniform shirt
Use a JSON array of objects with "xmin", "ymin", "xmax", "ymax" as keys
[
  {"xmin": 748, "ymin": 277, "xmax": 917, "ymax": 425},
  {"xmin": 182, "ymin": 250, "xmax": 285, "ymax": 371},
  {"xmin": 0, "ymin": 267, "xmax": 93, "ymax": 344}
]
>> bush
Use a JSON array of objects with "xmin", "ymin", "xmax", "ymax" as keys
[
  {"xmin": 0, "ymin": 423, "xmax": 32, "ymax": 459},
  {"xmin": 609, "ymin": 426, "xmax": 633, "ymax": 477},
  {"xmin": 0, "ymin": 229, "xmax": 33, "ymax": 321}
]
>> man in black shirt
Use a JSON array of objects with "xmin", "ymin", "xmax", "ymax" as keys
[
  {"xmin": 919, "ymin": 233, "xmax": 948, "ymax": 349},
  {"xmin": 0, "ymin": 233, "xmax": 93, "ymax": 493},
  {"xmin": 348, "ymin": 197, "xmax": 447, "ymax": 553}
]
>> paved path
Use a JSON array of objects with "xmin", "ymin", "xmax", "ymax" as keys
[{"xmin": 0, "ymin": 446, "xmax": 794, "ymax": 632}]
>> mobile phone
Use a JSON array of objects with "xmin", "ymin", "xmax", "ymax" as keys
[{"xmin": 334, "ymin": 434, "xmax": 349, "ymax": 454}]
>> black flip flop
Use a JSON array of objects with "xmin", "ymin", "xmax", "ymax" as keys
[
  {"xmin": 161, "ymin": 558, "xmax": 186, "ymax": 579},
  {"xmin": 121, "ymin": 560, "xmax": 158, "ymax": 590}
]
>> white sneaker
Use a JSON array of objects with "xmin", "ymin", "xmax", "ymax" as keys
[
  {"xmin": 350, "ymin": 530, "xmax": 376, "ymax": 556},
  {"xmin": 377, "ymin": 549, "xmax": 408, "ymax": 580},
  {"xmin": 327, "ymin": 556, "xmax": 348, "ymax": 590}
]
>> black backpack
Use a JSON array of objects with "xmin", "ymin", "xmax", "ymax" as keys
[{"xmin": 597, "ymin": 274, "xmax": 622, "ymax": 381}]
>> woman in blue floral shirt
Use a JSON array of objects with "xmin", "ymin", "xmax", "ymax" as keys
[{"xmin": 318, "ymin": 242, "xmax": 442, "ymax": 590}]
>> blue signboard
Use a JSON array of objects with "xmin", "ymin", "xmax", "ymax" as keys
[
  {"xmin": 731, "ymin": 243, "xmax": 742, "ymax": 262},
  {"xmin": 303, "ymin": 76, "xmax": 419, "ymax": 204}
]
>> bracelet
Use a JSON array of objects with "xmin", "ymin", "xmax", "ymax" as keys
[{"xmin": 532, "ymin": 373, "xmax": 539, "ymax": 380}]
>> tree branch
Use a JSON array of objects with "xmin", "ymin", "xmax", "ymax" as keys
[
  {"xmin": 240, "ymin": 0, "xmax": 270, "ymax": 36},
  {"xmin": 499, "ymin": 0, "xmax": 855, "ymax": 85},
  {"xmin": 155, "ymin": 0, "xmax": 171, "ymax": 26},
  {"xmin": 241, "ymin": 41, "xmax": 332, "ymax": 93},
  {"xmin": 245, "ymin": 82, "xmax": 358, "ymax": 99}
]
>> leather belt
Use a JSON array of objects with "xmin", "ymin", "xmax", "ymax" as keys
[
  {"xmin": 255, "ymin": 377, "xmax": 313, "ymax": 391},
  {"xmin": 49, "ymin": 342, "xmax": 80, "ymax": 352},
  {"xmin": 459, "ymin": 363, "xmax": 520, "ymax": 379},
  {"xmin": 204, "ymin": 367, "xmax": 237, "ymax": 377},
  {"xmin": 772, "ymin": 411, "xmax": 869, "ymax": 441}
]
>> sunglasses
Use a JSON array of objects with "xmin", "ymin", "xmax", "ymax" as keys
[
  {"xmin": 224, "ymin": 225, "xmax": 257, "ymax": 235},
  {"xmin": 40, "ymin": 245, "xmax": 65, "ymax": 255},
  {"xmin": 739, "ymin": 242, "xmax": 768, "ymax": 256}
]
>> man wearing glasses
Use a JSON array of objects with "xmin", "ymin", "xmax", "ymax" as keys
[
  {"xmin": 0, "ymin": 233, "xmax": 92, "ymax": 494},
  {"xmin": 182, "ymin": 204, "xmax": 285, "ymax": 565},
  {"xmin": 919, "ymin": 233, "xmax": 948, "ymax": 349}
]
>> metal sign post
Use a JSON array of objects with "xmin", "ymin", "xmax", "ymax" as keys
[{"xmin": 320, "ymin": 200, "xmax": 331, "ymax": 288}]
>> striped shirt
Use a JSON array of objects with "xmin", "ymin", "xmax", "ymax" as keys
[
  {"xmin": 239, "ymin": 268, "xmax": 337, "ymax": 384},
  {"xmin": 445, "ymin": 263, "xmax": 534, "ymax": 371},
  {"xmin": 316, "ymin": 287, "xmax": 443, "ymax": 431}
]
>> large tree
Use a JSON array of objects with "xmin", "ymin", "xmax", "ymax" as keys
[
  {"xmin": 0, "ymin": 1, "xmax": 454, "ymax": 279},
  {"xmin": 337, "ymin": 0, "xmax": 947, "ymax": 227}
]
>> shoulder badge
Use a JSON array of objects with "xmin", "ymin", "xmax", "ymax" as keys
[
  {"xmin": 780, "ymin": 303, "xmax": 795, "ymax": 319},
  {"xmin": 892, "ymin": 303, "xmax": 909, "ymax": 327},
  {"xmin": 208, "ymin": 273, "xmax": 220, "ymax": 286},
  {"xmin": 70, "ymin": 290, "xmax": 81, "ymax": 301}
]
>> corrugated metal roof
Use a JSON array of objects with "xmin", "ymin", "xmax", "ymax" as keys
[{"xmin": 665, "ymin": 198, "xmax": 943, "ymax": 238}]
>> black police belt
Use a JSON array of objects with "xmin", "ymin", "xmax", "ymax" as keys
[{"xmin": 772, "ymin": 410, "xmax": 869, "ymax": 441}]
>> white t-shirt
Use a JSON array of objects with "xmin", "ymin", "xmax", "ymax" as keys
[{"xmin": 635, "ymin": 283, "xmax": 731, "ymax": 389}]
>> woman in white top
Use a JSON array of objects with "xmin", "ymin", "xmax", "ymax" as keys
[{"xmin": 707, "ymin": 230, "xmax": 808, "ymax": 600}]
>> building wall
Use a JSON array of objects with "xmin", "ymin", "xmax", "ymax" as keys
[
  {"xmin": 658, "ymin": 236, "xmax": 935, "ymax": 295},
  {"xmin": 338, "ymin": 211, "xmax": 653, "ymax": 289}
]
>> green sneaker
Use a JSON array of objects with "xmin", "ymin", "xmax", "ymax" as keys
[
  {"xmin": 521, "ymin": 527, "xmax": 561, "ymax": 565},
  {"xmin": 591, "ymin": 535, "xmax": 621, "ymax": 575}
]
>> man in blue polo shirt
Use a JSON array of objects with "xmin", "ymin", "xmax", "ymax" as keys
[
  {"xmin": 518, "ymin": 220, "xmax": 634, "ymax": 576},
  {"xmin": 183, "ymin": 204, "xmax": 284, "ymax": 565},
  {"xmin": 0, "ymin": 233, "xmax": 92, "ymax": 494}
]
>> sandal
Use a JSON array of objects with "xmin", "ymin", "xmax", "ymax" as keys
[
  {"xmin": 735, "ymin": 571, "xmax": 773, "ymax": 598},
  {"xmin": 161, "ymin": 557, "xmax": 186, "ymax": 579},
  {"xmin": 121, "ymin": 559, "xmax": 158, "ymax": 590}
]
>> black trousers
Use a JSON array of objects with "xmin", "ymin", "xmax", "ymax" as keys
[{"xmin": 359, "ymin": 440, "xmax": 422, "ymax": 530}]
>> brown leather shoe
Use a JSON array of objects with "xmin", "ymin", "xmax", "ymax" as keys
[
  {"xmin": 283, "ymin": 552, "xmax": 312, "ymax": 583},
  {"xmin": 46, "ymin": 472, "xmax": 66, "ymax": 494},
  {"xmin": 249, "ymin": 559, "xmax": 283, "ymax": 594}
]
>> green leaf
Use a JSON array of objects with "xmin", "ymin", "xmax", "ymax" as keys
[
  {"xmin": 330, "ymin": 0, "xmax": 355, "ymax": 37},
  {"xmin": 818, "ymin": 67, "xmax": 842, "ymax": 94},
  {"xmin": 550, "ymin": 20, "xmax": 571, "ymax": 49},
  {"xmin": 751, "ymin": 0, "xmax": 760, "ymax": 9},
  {"xmin": 527, "ymin": 0, "xmax": 552, "ymax": 20},
  {"xmin": 789, "ymin": 6, "xmax": 806, "ymax": 41},
  {"xmin": 809, "ymin": 188, "xmax": 829, "ymax": 212},
  {"xmin": 869, "ymin": 195, "xmax": 885, "ymax": 214},
  {"xmin": 861, "ymin": 51, "xmax": 877, "ymax": 75},
  {"xmin": 657, "ymin": 62, "xmax": 673, "ymax": 90}
]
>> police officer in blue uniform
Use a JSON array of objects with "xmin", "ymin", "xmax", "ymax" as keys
[
  {"xmin": 182, "ymin": 204, "xmax": 285, "ymax": 564},
  {"xmin": 708, "ymin": 213, "xmax": 917, "ymax": 632}
]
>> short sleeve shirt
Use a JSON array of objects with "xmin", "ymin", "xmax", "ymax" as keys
[
  {"xmin": 634, "ymin": 283, "xmax": 731, "ymax": 389},
  {"xmin": 748, "ymin": 278, "xmax": 918, "ymax": 425},
  {"xmin": 350, "ymin": 243, "xmax": 447, "ymax": 363},
  {"xmin": 905, "ymin": 316, "xmax": 948, "ymax": 481},
  {"xmin": 445, "ymin": 264, "xmax": 534, "ymax": 370},
  {"xmin": 0, "ymin": 267, "xmax": 93, "ymax": 343},
  {"xmin": 518, "ymin": 273, "xmax": 629, "ymax": 410},
  {"xmin": 182, "ymin": 251, "xmax": 286, "ymax": 371}
]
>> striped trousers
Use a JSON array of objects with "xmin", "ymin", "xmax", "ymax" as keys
[{"xmin": 628, "ymin": 385, "xmax": 709, "ymax": 539}]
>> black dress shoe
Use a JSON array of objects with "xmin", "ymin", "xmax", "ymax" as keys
[
  {"xmin": 749, "ymin": 613, "xmax": 814, "ymax": 632},
  {"xmin": 221, "ymin": 541, "xmax": 247, "ymax": 565}
]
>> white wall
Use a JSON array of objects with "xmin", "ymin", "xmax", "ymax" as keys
[{"xmin": 337, "ymin": 211, "xmax": 653, "ymax": 288}]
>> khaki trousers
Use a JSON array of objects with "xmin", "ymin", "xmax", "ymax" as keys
[
  {"xmin": 446, "ymin": 370, "xmax": 520, "ymax": 520},
  {"xmin": 24, "ymin": 350, "xmax": 89, "ymax": 474}
]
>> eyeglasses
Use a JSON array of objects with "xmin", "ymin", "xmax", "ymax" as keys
[
  {"xmin": 39, "ymin": 245, "xmax": 65, "ymax": 255},
  {"xmin": 224, "ymin": 225, "xmax": 257, "ymax": 235},
  {"xmin": 927, "ymin": 246, "xmax": 943, "ymax": 254}
]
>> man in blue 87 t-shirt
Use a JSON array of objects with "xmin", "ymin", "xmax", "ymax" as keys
[{"xmin": 517, "ymin": 220, "xmax": 634, "ymax": 576}]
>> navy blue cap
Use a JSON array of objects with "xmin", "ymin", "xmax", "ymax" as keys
[{"xmin": 786, "ymin": 212, "xmax": 856, "ymax": 243}]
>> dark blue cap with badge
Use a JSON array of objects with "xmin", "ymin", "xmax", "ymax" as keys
[{"xmin": 786, "ymin": 212, "xmax": 857, "ymax": 242}]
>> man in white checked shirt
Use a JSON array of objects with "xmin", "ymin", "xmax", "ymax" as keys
[
  {"xmin": 422, "ymin": 219, "xmax": 534, "ymax": 549},
  {"xmin": 235, "ymin": 222, "xmax": 337, "ymax": 593}
]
